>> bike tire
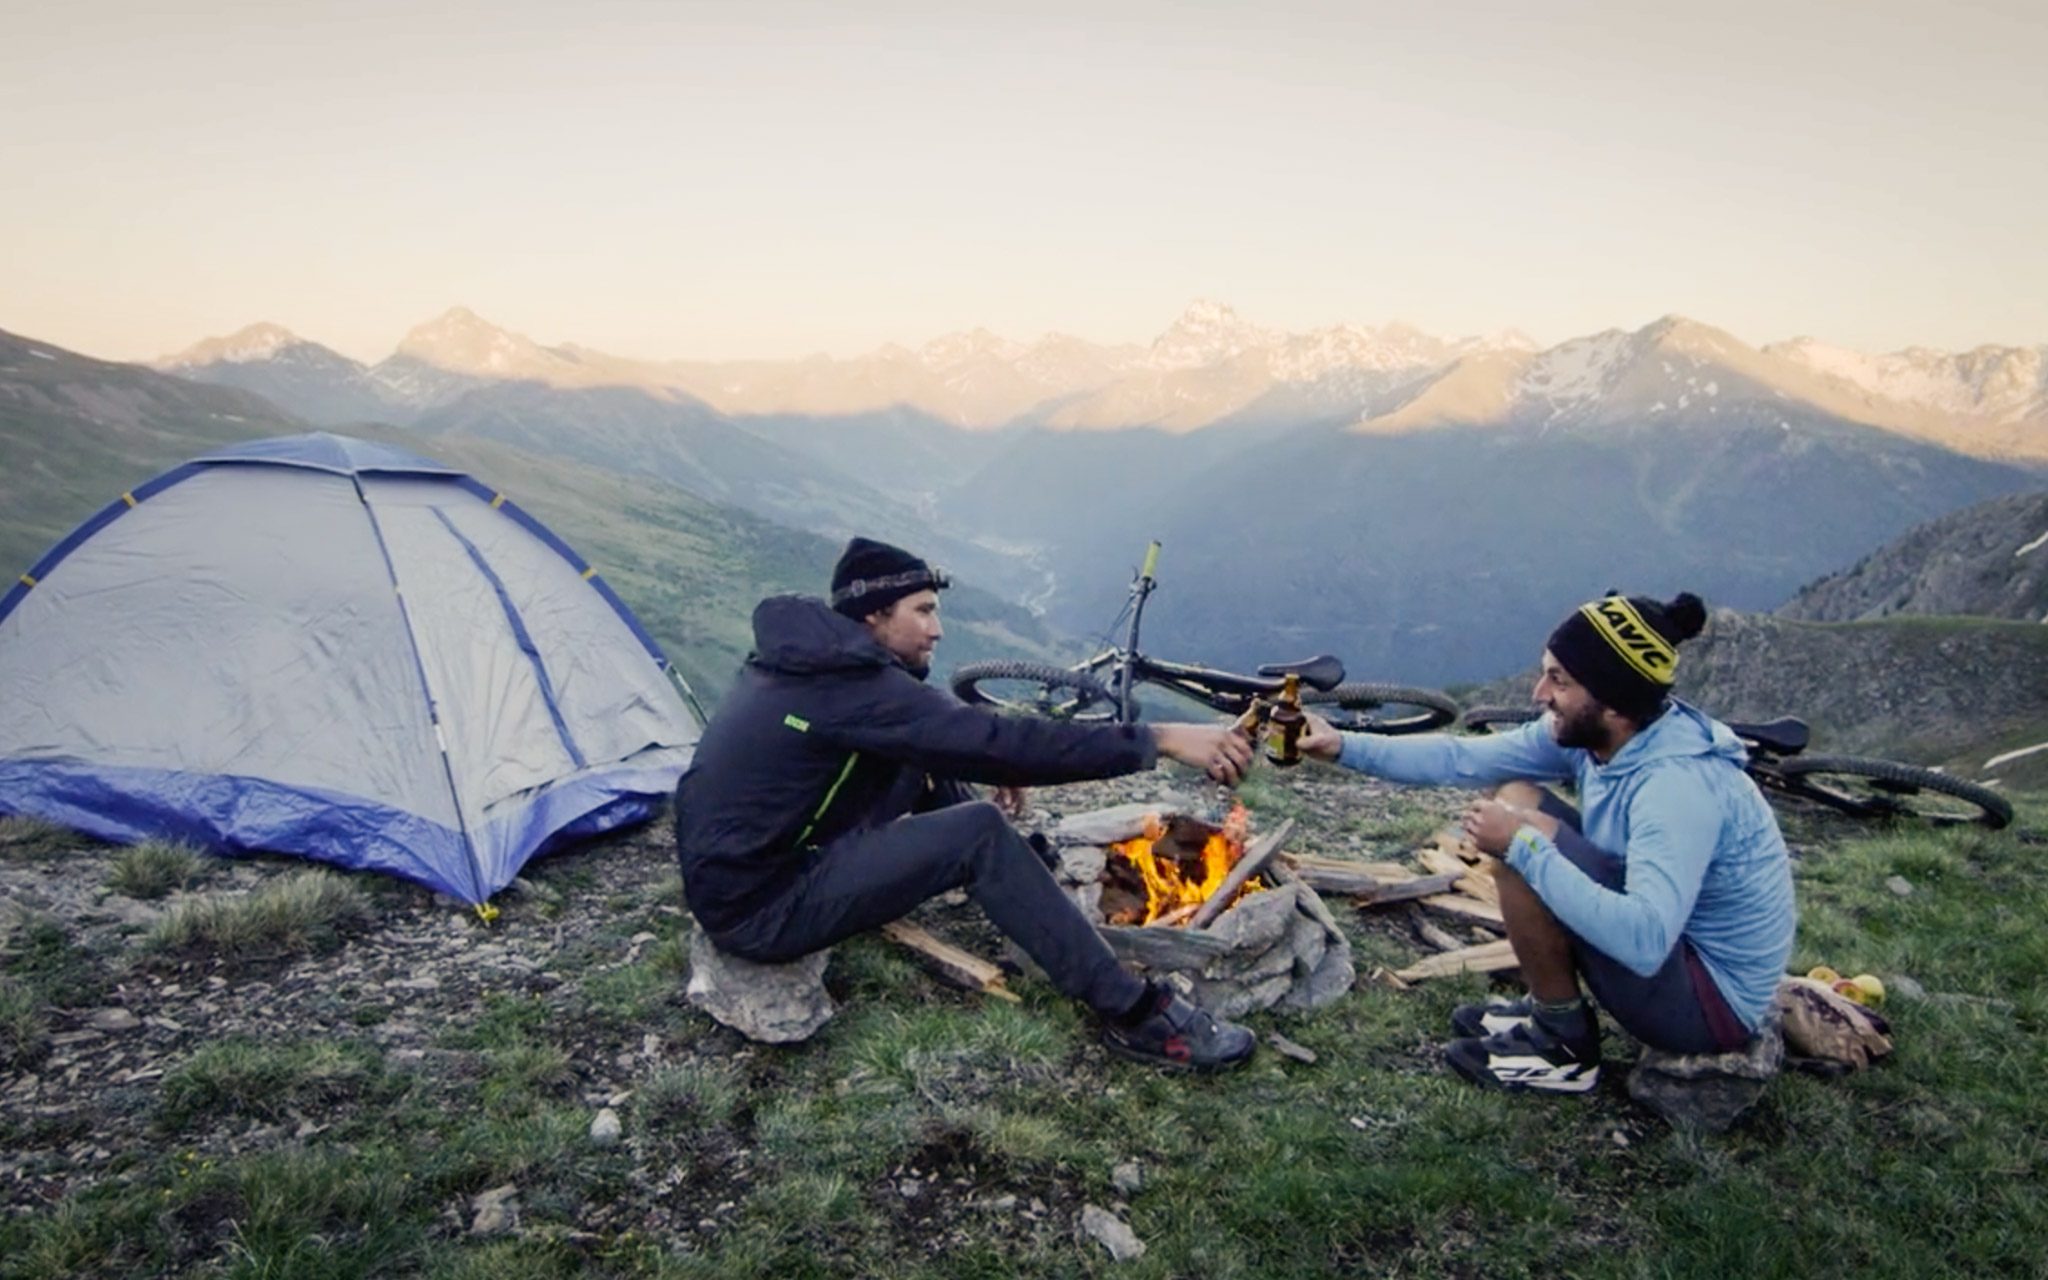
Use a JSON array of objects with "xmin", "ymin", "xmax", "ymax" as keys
[
  {"xmin": 1461, "ymin": 705, "xmax": 1540, "ymax": 734},
  {"xmin": 1304, "ymin": 682, "xmax": 1460, "ymax": 735},
  {"xmin": 950, "ymin": 660, "xmax": 1122, "ymax": 722},
  {"xmin": 1776, "ymin": 755, "xmax": 2014, "ymax": 830}
]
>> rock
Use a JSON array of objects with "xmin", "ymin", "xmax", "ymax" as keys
[
  {"xmin": 86, "ymin": 1008, "xmax": 140, "ymax": 1032},
  {"xmin": 1890, "ymin": 974, "xmax": 1926, "ymax": 1001},
  {"xmin": 1265, "ymin": 1032, "xmax": 1317, "ymax": 1064},
  {"xmin": 1056, "ymin": 845, "xmax": 1107, "ymax": 885},
  {"xmin": 1885, "ymin": 875, "xmax": 1915, "ymax": 897},
  {"xmin": 1626, "ymin": 1011, "xmax": 1784, "ymax": 1133},
  {"xmin": 1111, "ymin": 1160, "xmax": 1144, "ymax": 1195},
  {"xmin": 897, "ymin": 1178, "xmax": 922, "ymax": 1199},
  {"xmin": 685, "ymin": 926, "xmax": 835, "ymax": 1043},
  {"xmin": 469, "ymin": 1183, "xmax": 520, "ymax": 1235},
  {"xmin": 589, "ymin": 1108, "xmax": 622, "ymax": 1147},
  {"xmin": 987, "ymin": 1194, "xmax": 1019, "ymax": 1213},
  {"xmin": 1080, "ymin": 1203, "xmax": 1147, "ymax": 1261}
]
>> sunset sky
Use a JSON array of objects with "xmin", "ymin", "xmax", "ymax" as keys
[{"xmin": 3, "ymin": 0, "xmax": 2042, "ymax": 365}]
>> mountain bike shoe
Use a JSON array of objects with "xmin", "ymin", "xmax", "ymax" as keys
[
  {"xmin": 1446, "ymin": 1020, "xmax": 1601, "ymax": 1094},
  {"xmin": 1100, "ymin": 989, "xmax": 1255, "ymax": 1073},
  {"xmin": 1450, "ymin": 994, "xmax": 1536, "ymax": 1038}
]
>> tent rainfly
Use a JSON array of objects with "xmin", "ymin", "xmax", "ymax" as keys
[{"xmin": 0, "ymin": 432, "xmax": 701, "ymax": 905}]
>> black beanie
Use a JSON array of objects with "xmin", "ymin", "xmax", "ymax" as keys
[
  {"xmin": 1545, "ymin": 591, "xmax": 1708, "ymax": 721},
  {"xmin": 829, "ymin": 537, "xmax": 947, "ymax": 619}
]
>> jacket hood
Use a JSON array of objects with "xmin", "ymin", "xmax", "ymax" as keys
[
  {"xmin": 749, "ymin": 595, "xmax": 894, "ymax": 676},
  {"xmin": 1601, "ymin": 699, "xmax": 1747, "ymax": 776}
]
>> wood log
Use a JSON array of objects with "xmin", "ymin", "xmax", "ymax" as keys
[
  {"xmin": 1393, "ymin": 939, "xmax": 1519, "ymax": 982},
  {"xmin": 1353, "ymin": 871, "xmax": 1462, "ymax": 907},
  {"xmin": 1280, "ymin": 853, "xmax": 1414, "ymax": 883},
  {"xmin": 1407, "ymin": 906, "xmax": 1466, "ymax": 953},
  {"xmin": 1417, "ymin": 841, "xmax": 1502, "ymax": 906},
  {"xmin": 1187, "ymin": 819, "xmax": 1295, "ymax": 931},
  {"xmin": 1146, "ymin": 902, "xmax": 1201, "ymax": 929},
  {"xmin": 1417, "ymin": 894, "xmax": 1506, "ymax": 928},
  {"xmin": 1275, "ymin": 855, "xmax": 1383, "ymax": 897},
  {"xmin": 880, "ymin": 921, "xmax": 1021, "ymax": 1002}
]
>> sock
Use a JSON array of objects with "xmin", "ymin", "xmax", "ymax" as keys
[
  {"xmin": 1110, "ymin": 981, "xmax": 1163, "ymax": 1027},
  {"xmin": 1531, "ymin": 995, "xmax": 1593, "ymax": 1043}
]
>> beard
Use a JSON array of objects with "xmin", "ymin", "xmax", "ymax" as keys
[{"xmin": 1547, "ymin": 701, "xmax": 1608, "ymax": 752}]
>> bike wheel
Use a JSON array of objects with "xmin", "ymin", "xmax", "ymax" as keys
[
  {"xmin": 1460, "ymin": 705, "xmax": 1540, "ymax": 734},
  {"xmin": 1304, "ymin": 682, "xmax": 1460, "ymax": 735},
  {"xmin": 1776, "ymin": 755, "xmax": 2014, "ymax": 830},
  {"xmin": 950, "ymin": 660, "xmax": 1122, "ymax": 722}
]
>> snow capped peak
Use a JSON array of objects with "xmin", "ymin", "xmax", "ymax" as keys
[
  {"xmin": 395, "ymin": 307, "xmax": 550, "ymax": 374},
  {"xmin": 919, "ymin": 327, "xmax": 1027, "ymax": 367},
  {"xmin": 1518, "ymin": 329, "xmax": 1636, "ymax": 407},
  {"xmin": 1148, "ymin": 299, "xmax": 1275, "ymax": 369},
  {"xmin": 160, "ymin": 322, "xmax": 307, "ymax": 367},
  {"xmin": 1768, "ymin": 334, "xmax": 2048, "ymax": 424}
]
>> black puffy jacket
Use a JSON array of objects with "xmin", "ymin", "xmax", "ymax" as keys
[{"xmin": 674, "ymin": 596, "xmax": 1156, "ymax": 933}]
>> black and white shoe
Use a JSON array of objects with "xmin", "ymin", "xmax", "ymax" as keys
[
  {"xmin": 1450, "ymin": 995, "xmax": 1535, "ymax": 1039},
  {"xmin": 1446, "ymin": 1021, "xmax": 1601, "ymax": 1094}
]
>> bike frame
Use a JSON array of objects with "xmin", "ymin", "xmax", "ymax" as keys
[{"xmin": 1082, "ymin": 541, "xmax": 1297, "ymax": 724}]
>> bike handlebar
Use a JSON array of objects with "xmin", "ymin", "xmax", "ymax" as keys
[{"xmin": 1140, "ymin": 540, "xmax": 1161, "ymax": 583}]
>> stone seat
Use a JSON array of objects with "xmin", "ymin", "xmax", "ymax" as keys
[
  {"xmin": 1624, "ymin": 1007, "xmax": 1784, "ymax": 1132},
  {"xmin": 684, "ymin": 925, "xmax": 836, "ymax": 1043}
]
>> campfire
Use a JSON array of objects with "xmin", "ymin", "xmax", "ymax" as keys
[
  {"xmin": 1042, "ymin": 799, "xmax": 1355, "ymax": 1018},
  {"xmin": 1101, "ymin": 803, "xmax": 1267, "ymax": 927}
]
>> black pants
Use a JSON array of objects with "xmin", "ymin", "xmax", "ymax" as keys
[{"xmin": 707, "ymin": 800, "xmax": 1147, "ymax": 1017}]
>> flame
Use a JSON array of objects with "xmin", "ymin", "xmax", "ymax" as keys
[{"xmin": 1108, "ymin": 802, "xmax": 1265, "ymax": 926}]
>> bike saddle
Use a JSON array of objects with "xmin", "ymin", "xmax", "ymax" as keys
[
  {"xmin": 1729, "ymin": 716, "xmax": 1809, "ymax": 755},
  {"xmin": 1255, "ymin": 654, "xmax": 1346, "ymax": 692}
]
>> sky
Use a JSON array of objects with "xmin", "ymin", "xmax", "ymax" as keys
[{"xmin": 3, "ymin": 0, "xmax": 2044, "ymax": 365}]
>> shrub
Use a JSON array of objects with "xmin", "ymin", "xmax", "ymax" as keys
[
  {"xmin": 145, "ymin": 870, "xmax": 371, "ymax": 964},
  {"xmin": 106, "ymin": 841, "xmax": 205, "ymax": 900}
]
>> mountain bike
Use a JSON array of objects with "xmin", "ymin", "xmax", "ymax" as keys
[
  {"xmin": 1458, "ymin": 706, "xmax": 2014, "ymax": 830},
  {"xmin": 951, "ymin": 542, "xmax": 1460, "ymax": 734}
]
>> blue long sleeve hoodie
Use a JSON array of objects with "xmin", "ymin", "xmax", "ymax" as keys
[{"xmin": 1337, "ymin": 701, "xmax": 1795, "ymax": 1030}]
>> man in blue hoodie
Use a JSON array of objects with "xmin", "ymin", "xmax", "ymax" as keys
[
  {"xmin": 676, "ymin": 537, "xmax": 1259, "ymax": 1072},
  {"xmin": 1301, "ymin": 591, "xmax": 1795, "ymax": 1094}
]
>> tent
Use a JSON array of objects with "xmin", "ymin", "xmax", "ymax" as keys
[{"xmin": 0, "ymin": 432, "xmax": 701, "ymax": 904}]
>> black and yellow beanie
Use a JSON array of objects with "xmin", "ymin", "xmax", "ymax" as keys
[{"xmin": 1545, "ymin": 591, "xmax": 1707, "ymax": 721}]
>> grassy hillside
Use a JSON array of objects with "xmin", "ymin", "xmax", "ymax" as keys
[
  {"xmin": 0, "ymin": 329, "xmax": 303, "ymax": 578},
  {"xmin": 3, "ymin": 769, "xmax": 2042, "ymax": 1277},
  {"xmin": 0, "ymin": 332, "xmax": 1066, "ymax": 708}
]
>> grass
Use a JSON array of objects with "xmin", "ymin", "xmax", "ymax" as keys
[
  {"xmin": 105, "ymin": 839, "xmax": 205, "ymax": 899},
  {"xmin": 3, "ymin": 795, "xmax": 2046, "ymax": 1278},
  {"xmin": 0, "ymin": 816, "xmax": 80, "ymax": 861},
  {"xmin": 144, "ymin": 868, "xmax": 371, "ymax": 964},
  {"xmin": 159, "ymin": 1037, "xmax": 391, "ymax": 1130}
]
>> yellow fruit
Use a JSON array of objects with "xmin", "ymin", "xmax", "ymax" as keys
[
  {"xmin": 1807, "ymin": 965, "xmax": 1841, "ymax": 984},
  {"xmin": 1849, "ymin": 974, "xmax": 1886, "ymax": 1006}
]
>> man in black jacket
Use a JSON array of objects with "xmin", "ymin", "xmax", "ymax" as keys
[{"xmin": 676, "ymin": 537, "xmax": 1257, "ymax": 1071}]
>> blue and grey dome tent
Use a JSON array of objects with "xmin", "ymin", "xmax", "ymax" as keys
[{"xmin": 0, "ymin": 432, "xmax": 701, "ymax": 905}]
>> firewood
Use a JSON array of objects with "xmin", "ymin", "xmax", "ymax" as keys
[
  {"xmin": 1407, "ymin": 906, "xmax": 1466, "ymax": 953},
  {"xmin": 1146, "ymin": 902, "xmax": 1201, "ymax": 929},
  {"xmin": 1416, "ymin": 841, "xmax": 1502, "ymax": 906},
  {"xmin": 1393, "ymin": 939, "xmax": 1519, "ymax": 982},
  {"xmin": 879, "ymin": 921, "xmax": 1021, "ymax": 1002},
  {"xmin": 1353, "ymin": 871, "xmax": 1461, "ymax": 907},
  {"xmin": 1187, "ymin": 819, "xmax": 1295, "ymax": 931},
  {"xmin": 1418, "ymin": 894, "xmax": 1505, "ymax": 929},
  {"xmin": 1275, "ymin": 854, "xmax": 1384, "ymax": 897}
]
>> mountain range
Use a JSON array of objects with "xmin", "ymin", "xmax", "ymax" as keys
[
  {"xmin": 0, "ymin": 327, "xmax": 1066, "ymax": 702},
  {"xmin": 110, "ymin": 304, "xmax": 2048, "ymax": 685},
  {"xmin": 160, "ymin": 302, "xmax": 2047, "ymax": 458}
]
